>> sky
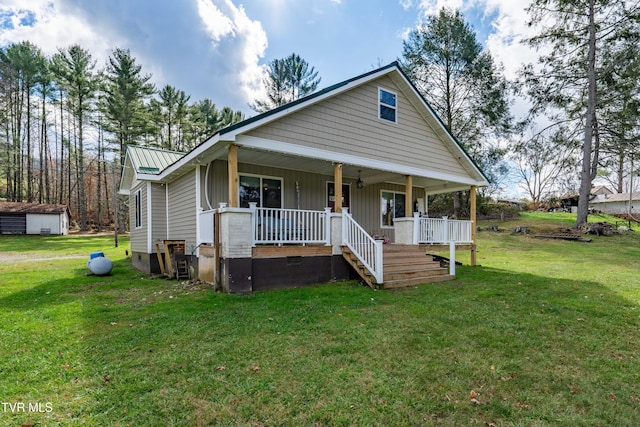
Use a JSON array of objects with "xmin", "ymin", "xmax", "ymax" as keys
[{"xmin": 0, "ymin": 0, "xmax": 536, "ymax": 116}]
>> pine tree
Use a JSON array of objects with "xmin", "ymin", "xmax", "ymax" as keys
[
  {"xmin": 401, "ymin": 7, "xmax": 512, "ymax": 214},
  {"xmin": 51, "ymin": 44, "xmax": 98, "ymax": 231},
  {"xmin": 523, "ymin": 0, "xmax": 640, "ymax": 227},
  {"xmin": 251, "ymin": 53, "xmax": 321, "ymax": 113}
]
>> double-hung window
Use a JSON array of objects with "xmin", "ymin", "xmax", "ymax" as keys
[
  {"xmin": 381, "ymin": 190, "xmax": 405, "ymax": 227},
  {"xmin": 379, "ymin": 88, "xmax": 397, "ymax": 123},
  {"xmin": 239, "ymin": 174, "xmax": 282, "ymax": 208}
]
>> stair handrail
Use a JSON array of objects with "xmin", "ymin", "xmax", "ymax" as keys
[{"xmin": 342, "ymin": 209, "xmax": 383, "ymax": 283}]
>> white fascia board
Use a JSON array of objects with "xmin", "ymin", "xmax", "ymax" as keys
[
  {"xmin": 156, "ymin": 134, "xmax": 226, "ymax": 181},
  {"xmin": 424, "ymin": 184, "xmax": 473, "ymax": 195},
  {"xmin": 236, "ymin": 135, "xmax": 486, "ymax": 187},
  {"xmin": 146, "ymin": 181, "xmax": 153, "ymax": 254}
]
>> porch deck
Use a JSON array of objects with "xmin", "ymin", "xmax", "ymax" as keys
[
  {"xmin": 198, "ymin": 206, "xmax": 475, "ymax": 292},
  {"xmin": 342, "ymin": 244, "xmax": 455, "ymax": 289}
]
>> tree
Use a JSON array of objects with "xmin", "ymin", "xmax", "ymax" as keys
[
  {"xmin": 0, "ymin": 42, "xmax": 48, "ymax": 202},
  {"xmin": 401, "ymin": 7, "xmax": 512, "ymax": 215},
  {"xmin": 512, "ymin": 127, "xmax": 579, "ymax": 206},
  {"xmin": 251, "ymin": 53, "xmax": 321, "ymax": 113},
  {"xmin": 597, "ymin": 33, "xmax": 640, "ymax": 193},
  {"xmin": 523, "ymin": 0, "xmax": 640, "ymax": 227},
  {"xmin": 51, "ymin": 44, "xmax": 98, "ymax": 231},
  {"xmin": 103, "ymin": 48, "xmax": 155, "ymax": 168},
  {"xmin": 156, "ymin": 85, "xmax": 190, "ymax": 150},
  {"xmin": 102, "ymin": 48, "xmax": 155, "ymax": 233}
]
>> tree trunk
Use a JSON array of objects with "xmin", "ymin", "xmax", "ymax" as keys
[{"xmin": 616, "ymin": 150, "xmax": 624, "ymax": 193}]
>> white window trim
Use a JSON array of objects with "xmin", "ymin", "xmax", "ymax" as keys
[
  {"xmin": 238, "ymin": 173, "xmax": 285, "ymax": 208},
  {"xmin": 378, "ymin": 87, "xmax": 398, "ymax": 124},
  {"xmin": 380, "ymin": 189, "xmax": 406, "ymax": 229}
]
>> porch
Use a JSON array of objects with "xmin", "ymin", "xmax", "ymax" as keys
[{"xmin": 197, "ymin": 205, "xmax": 475, "ymax": 291}]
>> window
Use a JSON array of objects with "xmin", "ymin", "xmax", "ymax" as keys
[
  {"xmin": 381, "ymin": 191, "xmax": 405, "ymax": 227},
  {"xmin": 134, "ymin": 189, "xmax": 142, "ymax": 228},
  {"xmin": 379, "ymin": 88, "xmax": 397, "ymax": 123},
  {"xmin": 327, "ymin": 182, "xmax": 351, "ymax": 212},
  {"xmin": 239, "ymin": 175, "xmax": 282, "ymax": 208}
]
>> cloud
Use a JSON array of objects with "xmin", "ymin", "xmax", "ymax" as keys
[
  {"xmin": 0, "ymin": 0, "xmax": 118, "ymax": 61},
  {"xmin": 412, "ymin": 1, "xmax": 537, "ymax": 78},
  {"xmin": 196, "ymin": 0, "xmax": 268, "ymax": 108},
  {"xmin": 0, "ymin": 0, "xmax": 269, "ymax": 111}
]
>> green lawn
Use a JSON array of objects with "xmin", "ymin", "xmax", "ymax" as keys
[{"xmin": 1, "ymin": 214, "xmax": 639, "ymax": 426}]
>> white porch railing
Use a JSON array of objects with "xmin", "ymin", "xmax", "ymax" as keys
[
  {"xmin": 342, "ymin": 209, "xmax": 383, "ymax": 284},
  {"xmin": 251, "ymin": 205, "xmax": 331, "ymax": 246},
  {"xmin": 418, "ymin": 217, "xmax": 473, "ymax": 244}
]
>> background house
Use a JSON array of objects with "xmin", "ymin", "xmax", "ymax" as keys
[
  {"xmin": 561, "ymin": 185, "xmax": 613, "ymax": 212},
  {"xmin": 589, "ymin": 192, "xmax": 640, "ymax": 215},
  {"xmin": 0, "ymin": 202, "xmax": 70, "ymax": 235}
]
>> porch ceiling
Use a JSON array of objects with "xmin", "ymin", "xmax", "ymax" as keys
[{"xmin": 220, "ymin": 144, "xmax": 471, "ymax": 194}]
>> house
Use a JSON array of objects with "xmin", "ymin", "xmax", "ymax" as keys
[
  {"xmin": 0, "ymin": 202, "xmax": 70, "ymax": 235},
  {"xmin": 561, "ymin": 185, "xmax": 613, "ymax": 212},
  {"xmin": 589, "ymin": 192, "xmax": 640, "ymax": 215},
  {"xmin": 119, "ymin": 62, "xmax": 489, "ymax": 292}
]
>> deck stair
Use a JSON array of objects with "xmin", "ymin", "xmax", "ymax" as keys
[{"xmin": 342, "ymin": 244, "xmax": 454, "ymax": 289}]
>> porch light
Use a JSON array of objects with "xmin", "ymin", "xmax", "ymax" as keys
[{"xmin": 357, "ymin": 170, "xmax": 364, "ymax": 189}]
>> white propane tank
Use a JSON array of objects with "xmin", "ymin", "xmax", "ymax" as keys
[{"xmin": 87, "ymin": 252, "xmax": 113, "ymax": 276}]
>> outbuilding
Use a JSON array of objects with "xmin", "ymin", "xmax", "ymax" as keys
[{"xmin": 0, "ymin": 202, "xmax": 70, "ymax": 235}]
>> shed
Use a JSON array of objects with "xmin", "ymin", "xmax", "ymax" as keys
[{"xmin": 0, "ymin": 202, "xmax": 70, "ymax": 235}]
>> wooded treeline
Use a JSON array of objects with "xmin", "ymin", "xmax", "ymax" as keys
[
  {"xmin": 0, "ymin": 43, "xmax": 244, "ymax": 231},
  {"xmin": 2, "ymin": 1, "xmax": 639, "ymax": 232}
]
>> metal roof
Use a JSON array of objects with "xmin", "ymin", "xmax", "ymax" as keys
[
  {"xmin": 591, "ymin": 192, "xmax": 640, "ymax": 203},
  {"xmin": 126, "ymin": 145, "xmax": 184, "ymax": 174}
]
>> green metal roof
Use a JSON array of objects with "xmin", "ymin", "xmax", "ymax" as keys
[{"xmin": 127, "ymin": 145, "xmax": 184, "ymax": 174}]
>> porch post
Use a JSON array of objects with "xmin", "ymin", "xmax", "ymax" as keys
[
  {"xmin": 228, "ymin": 144, "xmax": 239, "ymax": 208},
  {"xmin": 324, "ymin": 207, "xmax": 332, "ymax": 246},
  {"xmin": 470, "ymin": 185, "xmax": 477, "ymax": 266},
  {"xmin": 405, "ymin": 175, "xmax": 413, "ymax": 217},
  {"xmin": 249, "ymin": 202, "xmax": 257, "ymax": 246},
  {"xmin": 334, "ymin": 162, "xmax": 343, "ymax": 213}
]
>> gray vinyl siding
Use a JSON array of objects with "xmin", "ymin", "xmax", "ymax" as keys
[
  {"xmin": 247, "ymin": 75, "xmax": 468, "ymax": 178},
  {"xmin": 167, "ymin": 169, "xmax": 197, "ymax": 247},
  {"xmin": 205, "ymin": 160, "xmax": 425, "ymax": 242},
  {"xmin": 150, "ymin": 183, "xmax": 167, "ymax": 250},
  {"xmin": 129, "ymin": 182, "xmax": 147, "ymax": 253}
]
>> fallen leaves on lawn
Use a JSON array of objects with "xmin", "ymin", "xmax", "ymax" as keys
[{"xmin": 470, "ymin": 390, "xmax": 483, "ymax": 405}]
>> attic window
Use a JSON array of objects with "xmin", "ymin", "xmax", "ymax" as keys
[{"xmin": 379, "ymin": 88, "xmax": 397, "ymax": 123}]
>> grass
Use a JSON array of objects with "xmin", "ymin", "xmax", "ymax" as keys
[{"xmin": 1, "ymin": 213, "xmax": 639, "ymax": 426}]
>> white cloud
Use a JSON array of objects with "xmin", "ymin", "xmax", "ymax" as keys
[
  {"xmin": 197, "ymin": 0, "xmax": 236, "ymax": 44},
  {"xmin": 0, "ymin": 0, "xmax": 119, "ymax": 62},
  {"xmin": 196, "ymin": 0, "xmax": 268, "ymax": 107}
]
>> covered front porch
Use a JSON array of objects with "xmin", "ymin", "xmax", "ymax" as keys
[
  {"xmin": 190, "ymin": 142, "xmax": 480, "ymax": 292},
  {"xmin": 197, "ymin": 203, "xmax": 476, "ymax": 291}
]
